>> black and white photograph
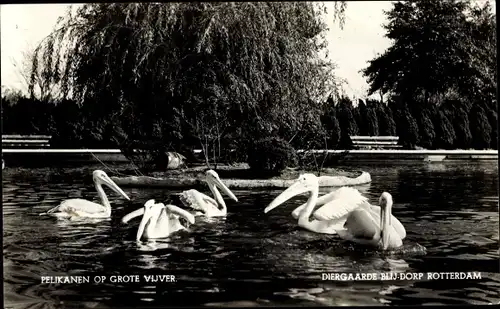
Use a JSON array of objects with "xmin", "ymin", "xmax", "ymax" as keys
[{"xmin": 2, "ymin": 1, "xmax": 498, "ymax": 307}]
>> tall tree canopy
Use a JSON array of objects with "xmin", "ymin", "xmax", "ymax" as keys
[
  {"xmin": 362, "ymin": 0, "xmax": 496, "ymax": 104},
  {"xmin": 29, "ymin": 2, "xmax": 346, "ymax": 164}
]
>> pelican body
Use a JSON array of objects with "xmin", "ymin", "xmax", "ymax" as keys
[
  {"xmin": 40, "ymin": 170, "xmax": 130, "ymax": 219},
  {"xmin": 122, "ymin": 199, "xmax": 195, "ymax": 241},
  {"xmin": 179, "ymin": 170, "xmax": 238, "ymax": 217},
  {"xmin": 336, "ymin": 192, "xmax": 404, "ymax": 250},
  {"xmin": 264, "ymin": 174, "xmax": 405, "ymax": 237}
]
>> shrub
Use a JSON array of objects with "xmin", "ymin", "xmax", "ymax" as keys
[{"xmin": 247, "ymin": 137, "xmax": 298, "ymax": 175}]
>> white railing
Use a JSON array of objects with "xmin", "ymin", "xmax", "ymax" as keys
[
  {"xmin": 2, "ymin": 135, "xmax": 52, "ymax": 148},
  {"xmin": 350, "ymin": 135, "xmax": 400, "ymax": 149}
]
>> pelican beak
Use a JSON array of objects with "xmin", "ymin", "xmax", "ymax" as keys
[
  {"xmin": 265, "ymin": 181, "xmax": 309, "ymax": 213},
  {"xmin": 166, "ymin": 204, "xmax": 196, "ymax": 225},
  {"xmin": 102, "ymin": 175, "xmax": 130, "ymax": 200},
  {"xmin": 121, "ymin": 208, "xmax": 145, "ymax": 224},
  {"xmin": 211, "ymin": 175, "xmax": 238, "ymax": 202}
]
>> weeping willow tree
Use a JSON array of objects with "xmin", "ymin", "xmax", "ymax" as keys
[{"xmin": 29, "ymin": 2, "xmax": 347, "ymax": 169}]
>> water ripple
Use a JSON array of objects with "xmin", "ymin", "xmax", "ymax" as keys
[{"xmin": 2, "ymin": 162, "xmax": 499, "ymax": 307}]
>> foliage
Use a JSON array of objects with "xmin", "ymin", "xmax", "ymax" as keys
[
  {"xmin": 336, "ymin": 96, "xmax": 359, "ymax": 148},
  {"xmin": 375, "ymin": 102, "xmax": 396, "ymax": 136},
  {"xmin": 320, "ymin": 96, "xmax": 341, "ymax": 148},
  {"xmin": 362, "ymin": 0, "xmax": 496, "ymax": 105},
  {"xmin": 247, "ymin": 136, "xmax": 298, "ymax": 175},
  {"xmin": 410, "ymin": 103, "xmax": 436, "ymax": 149},
  {"xmin": 469, "ymin": 105, "xmax": 492, "ymax": 149},
  {"xmin": 356, "ymin": 100, "xmax": 368, "ymax": 135},
  {"xmin": 441, "ymin": 99, "xmax": 472, "ymax": 149},
  {"xmin": 391, "ymin": 101, "xmax": 419, "ymax": 149},
  {"xmin": 432, "ymin": 109, "xmax": 456, "ymax": 149},
  {"xmin": 29, "ymin": 2, "xmax": 346, "ymax": 169},
  {"xmin": 364, "ymin": 100, "xmax": 380, "ymax": 136}
]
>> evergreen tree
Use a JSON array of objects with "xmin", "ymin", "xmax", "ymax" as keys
[
  {"xmin": 469, "ymin": 105, "xmax": 492, "ymax": 149},
  {"xmin": 365, "ymin": 99, "xmax": 380, "ymax": 136},
  {"xmin": 376, "ymin": 102, "xmax": 397, "ymax": 136},
  {"xmin": 320, "ymin": 96, "xmax": 341, "ymax": 148},
  {"xmin": 433, "ymin": 109, "xmax": 456, "ymax": 149},
  {"xmin": 336, "ymin": 96, "xmax": 359, "ymax": 148}
]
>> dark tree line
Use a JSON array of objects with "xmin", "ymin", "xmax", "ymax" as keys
[{"xmin": 2, "ymin": 90, "xmax": 497, "ymax": 152}]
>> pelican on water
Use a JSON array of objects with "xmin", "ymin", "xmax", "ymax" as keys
[
  {"xmin": 264, "ymin": 174, "xmax": 405, "ymax": 236},
  {"xmin": 122, "ymin": 199, "xmax": 195, "ymax": 241},
  {"xmin": 179, "ymin": 170, "xmax": 238, "ymax": 217},
  {"xmin": 40, "ymin": 170, "xmax": 130, "ymax": 219},
  {"xmin": 336, "ymin": 192, "xmax": 404, "ymax": 250}
]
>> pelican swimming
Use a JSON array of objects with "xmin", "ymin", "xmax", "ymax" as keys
[
  {"xmin": 40, "ymin": 170, "xmax": 130, "ymax": 219},
  {"xmin": 122, "ymin": 199, "xmax": 195, "ymax": 241},
  {"xmin": 336, "ymin": 192, "xmax": 404, "ymax": 250},
  {"xmin": 179, "ymin": 170, "xmax": 238, "ymax": 217},
  {"xmin": 264, "ymin": 174, "xmax": 405, "ymax": 236}
]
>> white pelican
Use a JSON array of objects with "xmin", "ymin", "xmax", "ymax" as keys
[
  {"xmin": 40, "ymin": 170, "xmax": 130, "ymax": 219},
  {"xmin": 179, "ymin": 170, "xmax": 238, "ymax": 217},
  {"xmin": 122, "ymin": 199, "xmax": 195, "ymax": 241},
  {"xmin": 264, "ymin": 174, "xmax": 405, "ymax": 237},
  {"xmin": 336, "ymin": 192, "xmax": 404, "ymax": 250}
]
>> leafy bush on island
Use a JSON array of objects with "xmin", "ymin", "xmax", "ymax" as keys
[{"xmin": 247, "ymin": 137, "xmax": 298, "ymax": 176}]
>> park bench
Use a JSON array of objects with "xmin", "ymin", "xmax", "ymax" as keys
[
  {"xmin": 350, "ymin": 136, "xmax": 402, "ymax": 150},
  {"xmin": 2, "ymin": 135, "xmax": 52, "ymax": 148}
]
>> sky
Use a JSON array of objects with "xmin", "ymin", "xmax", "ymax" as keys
[{"xmin": 0, "ymin": 1, "xmax": 493, "ymax": 99}]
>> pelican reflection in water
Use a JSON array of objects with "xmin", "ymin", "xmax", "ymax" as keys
[
  {"xmin": 123, "ymin": 199, "xmax": 195, "ymax": 241},
  {"xmin": 40, "ymin": 170, "xmax": 130, "ymax": 219}
]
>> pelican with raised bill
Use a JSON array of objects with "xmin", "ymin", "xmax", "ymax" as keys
[
  {"xmin": 264, "ymin": 174, "xmax": 405, "ymax": 237},
  {"xmin": 336, "ymin": 192, "xmax": 405, "ymax": 250},
  {"xmin": 179, "ymin": 170, "xmax": 238, "ymax": 217},
  {"xmin": 40, "ymin": 170, "xmax": 130, "ymax": 219},
  {"xmin": 122, "ymin": 199, "xmax": 195, "ymax": 241}
]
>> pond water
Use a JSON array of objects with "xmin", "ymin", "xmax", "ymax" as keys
[{"xmin": 3, "ymin": 162, "xmax": 499, "ymax": 308}]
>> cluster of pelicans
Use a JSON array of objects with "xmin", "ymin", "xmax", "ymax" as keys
[{"xmin": 40, "ymin": 169, "xmax": 407, "ymax": 251}]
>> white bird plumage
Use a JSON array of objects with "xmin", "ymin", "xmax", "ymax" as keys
[
  {"xmin": 264, "ymin": 174, "xmax": 405, "ymax": 238},
  {"xmin": 179, "ymin": 170, "xmax": 238, "ymax": 217},
  {"xmin": 336, "ymin": 192, "xmax": 405, "ymax": 250},
  {"xmin": 40, "ymin": 170, "xmax": 130, "ymax": 219},
  {"xmin": 122, "ymin": 199, "xmax": 195, "ymax": 241}
]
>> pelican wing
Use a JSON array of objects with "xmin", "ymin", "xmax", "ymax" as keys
[
  {"xmin": 55, "ymin": 199, "xmax": 107, "ymax": 214},
  {"xmin": 312, "ymin": 187, "xmax": 368, "ymax": 221},
  {"xmin": 343, "ymin": 209, "xmax": 378, "ymax": 240},
  {"xmin": 180, "ymin": 189, "xmax": 218, "ymax": 213},
  {"xmin": 291, "ymin": 189, "xmax": 343, "ymax": 219}
]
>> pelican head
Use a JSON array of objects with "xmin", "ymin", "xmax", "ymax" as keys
[
  {"xmin": 264, "ymin": 173, "xmax": 318, "ymax": 213},
  {"xmin": 205, "ymin": 169, "xmax": 238, "ymax": 202},
  {"xmin": 136, "ymin": 199, "xmax": 164, "ymax": 241},
  {"xmin": 92, "ymin": 170, "xmax": 130, "ymax": 200},
  {"xmin": 122, "ymin": 199, "xmax": 155, "ymax": 224},
  {"xmin": 379, "ymin": 192, "xmax": 393, "ymax": 250},
  {"xmin": 122, "ymin": 199, "xmax": 196, "ymax": 241}
]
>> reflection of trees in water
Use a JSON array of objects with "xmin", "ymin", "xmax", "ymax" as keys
[{"xmin": 396, "ymin": 167, "xmax": 494, "ymax": 208}]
